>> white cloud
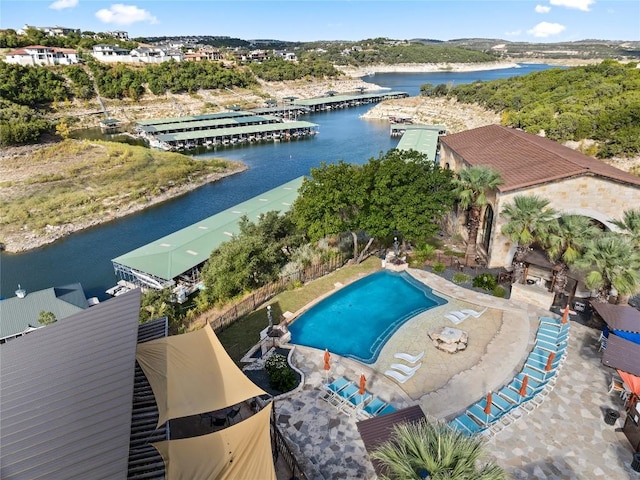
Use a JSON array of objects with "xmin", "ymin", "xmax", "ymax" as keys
[
  {"xmin": 549, "ymin": 0, "xmax": 594, "ymax": 12},
  {"xmin": 95, "ymin": 4, "xmax": 158, "ymax": 26},
  {"xmin": 49, "ymin": 0, "xmax": 78, "ymax": 9},
  {"xmin": 505, "ymin": 30, "xmax": 522, "ymax": 37},
  {"xmin": 535, "ymin": 5, "xmax": 551, "ymax": 13},
  {"xmin": 528, "ymin": 22, "xmax": 566, "ymax": 37}
]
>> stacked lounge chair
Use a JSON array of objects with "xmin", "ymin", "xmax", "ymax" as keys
[
  {"xmin": 448, "ymin": 315, "xmax": 570, "ymax": 437},
  {"xmin": 385, "ymin": 351, "xmax": 424, "ymax": 383},
  {"xmin": 321, "ymin": 376, "xmax": 396, "ymax": 418}
]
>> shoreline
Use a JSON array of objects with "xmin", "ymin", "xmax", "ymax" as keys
[
  {"xmin": 1, "ymin": 164, "xmax": 248, "ymax": 254},
  {"xmin": 337, "ymin": 61, "xmax": 520, "ymax": 78}
]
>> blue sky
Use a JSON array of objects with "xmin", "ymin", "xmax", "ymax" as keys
[{"xmin": 2, "ymin": 0, "xmax": 638, "ymax": 42}]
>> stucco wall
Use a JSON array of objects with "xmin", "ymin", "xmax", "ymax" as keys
[{"xmin": 488, "ymin": 175, "xmax": 640, "ymax": 268}]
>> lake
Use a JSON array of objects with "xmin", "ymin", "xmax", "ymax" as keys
[{"xmin": 0, "ymin": 64, "xmax": 557, "ymax": 300}]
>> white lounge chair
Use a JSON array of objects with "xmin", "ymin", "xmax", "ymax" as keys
[
  {"xmin": 445, "ymin": 312, "xmax": 468, "ymax": 325},
  {"xmin": 459, "ymin": 307, "xmax": 487, "ymax": 318},
  {"xmin": 385, "ymin": 369, "xmax": 415, "ymax": 384},
  {"xmin": 394, "ymin": 351, "xmax": 424, "ymax": 364},
  {"xmin": 390, "ymin": 362, "xmax": 422, "ymax": 375}
]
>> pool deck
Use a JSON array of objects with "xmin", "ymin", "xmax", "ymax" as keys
[{"xmin": 273, "ymin": 268, "xmax": 637, "ymax": 479}]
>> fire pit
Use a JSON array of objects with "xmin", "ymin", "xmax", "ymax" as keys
[{"xmin": 429, "ymin": 326, "xmax": 468, "ymax": 353}]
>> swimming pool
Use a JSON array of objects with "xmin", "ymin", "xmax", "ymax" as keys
[{"xmin": 288, "ymin": 270, "xmax": 447, "ymax": 363}]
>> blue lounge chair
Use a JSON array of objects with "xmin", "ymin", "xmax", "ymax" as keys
[
  {"xmin": 377, "ymin": 404, "xmax": 397, "ymax": 416},
  {"xmin": 324, "ymin": 376, "xmax": 352, "ymax": 394},
  {"xmin": 521, "ymin": 366, "xmax": 554, "ymax": 383},
  {"xmin": 536, "ymin": 330, "xmax": 569, "ymax": 343},
  {"xmin": 535, "ymin": 338, "xmax": 567, "ymax": 353},
  {"xmin": 340, "ymin": 390, "xmax": 372, "ymax": 414},
  {"xmin": 468, "ymin": 401, "xmax": 501, "ymax": 425},
  {"xmin": 330, "ymin": 383, "xmax": 360, "ymax": 408},
  {"xmin": 526, "ymin": 352, "xmax": 563, "ymax": 370},
  {"xmin": 448, "ymin": 414, "xmax": 487, "ymax": 435},
  {"xmin": 361, "ymin": 397, "xmax": 388, "ymax": 417}
]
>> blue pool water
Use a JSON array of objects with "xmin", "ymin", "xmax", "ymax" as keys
[{"xmin": 288, "ymin": 270, "xmax": 447, "ymax": 363}]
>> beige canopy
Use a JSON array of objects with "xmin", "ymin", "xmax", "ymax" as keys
[
  {"xmin": 153, "ymin": 403, "xmax": 276, "ymax": 480},
  {"xmin": 136, "ymin": 323, "xmax": 266, "ymax": 427}
]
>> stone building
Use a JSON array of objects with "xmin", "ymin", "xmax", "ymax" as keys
[{"xmin": 439, "ymin": 124, "xmax": 640, "ymax": 270}]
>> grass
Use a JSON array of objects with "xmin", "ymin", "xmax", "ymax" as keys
[
  {"xmin": 0, "ymin": 139, "xmax": 243, "ymax": 241},
  {"xmin": 217, "ymin": 256, "xmax": 381, "ymax": 363}
]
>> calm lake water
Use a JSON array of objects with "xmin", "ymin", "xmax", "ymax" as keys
[{"xmin": 0, "ymin": 64, "xmax": 557, "ymax": 300}]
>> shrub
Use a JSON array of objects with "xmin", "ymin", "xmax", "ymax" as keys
[
  {"xmin": 432, "ymin": 262, "xmax": 446, "ymax": 274},
  {"xmin": 444, "ymin": 248, "xmax": 466, "ymax": 258},
  {"xmin": 264, "ymin": 353, "xmax": 298, "ymax": 392},
  {"xmin": 473, "ymin": 273, "xmax": 497, "ymax": 291},
  {"xmin": 412, "ymin": 243, "xmax": 437, "ymax": 263},
  {"xmin": 492, "ymin": 285, "xmax": 506, "ymax": 298},
  {"xmin": 452, "ymin": 272, "xmax": 472, "ymax": 284}
]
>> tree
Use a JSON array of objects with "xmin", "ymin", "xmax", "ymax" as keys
[
  {"xmin": 500, "ymin": 195, "xmax": 556, "ymax": 283},
  {"xmin": 139, "ymin": 288, "xmax": 180, "ymax": 332},
  {"xmin": 544, "ymin": 214, "xmax": 602, "ymax": 294},
  {"xmin": 575, "ymin": 233, "xmax": 640, "ymax": 304},
  {"xmin": 292, "ymin": 161, "xmax": 365, "ymax": 260},
  {"xmin": 453, "ymin": 166, "xmax": 503, "ymax": 264},
  {"xmin": 38, "ymin": 311, "xmax": 57, "ymax": 325},
  {"xmin": 371, "ymin": 419, "xmax": 507, "ymax": 480},
  {"xmin": 612, "ymin": 208, "xmax": 640, "ymax": 248}
]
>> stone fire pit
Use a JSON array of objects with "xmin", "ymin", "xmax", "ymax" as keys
[{"xmin": 429, "ymin": 326, "xmax": 468, "ymax": 353}]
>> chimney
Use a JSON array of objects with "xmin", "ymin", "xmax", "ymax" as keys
[{"xmin": 15, "ymin": 284, "xmax": 26, "ymax": 298}]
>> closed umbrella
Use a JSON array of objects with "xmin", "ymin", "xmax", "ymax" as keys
[
  {"xmin": 545, "ymin": 351, "xmax": 556, "ymax": 379},
  {"xmin": 519, "ymin": 375, "xmax": 529, "ymax": 396},
  {"xmin": 484, "ymin": 391, "xmax": 492, "ymax": 425},
  {"xmin": 359, "ymin": 373, "xmax": 367, "ymax": 405},
  {"xmin": 323, "ymin": 349, "xmax": 331, "ymax": 382}
]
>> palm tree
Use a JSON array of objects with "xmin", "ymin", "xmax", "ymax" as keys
[
  {"xmin": 544, "ymin": 214, "xmax": 602, "ymax": 294},
  {"xmin": 612, "ymin": 208, "xmax": 640, "ymax": 248},
  {"xmin": 500, "ymin": 195, "xmax": 557, "ymax": 284},
  {"xmin": 575, "ymin": 233, "xmax": 640, "ymax": 304},
  {"xmin": 371, "ymin": 419, "xmax": 507, "ymax": 480},
  {"xmin": 453, "ymin": 166, "xmax": 503, "ymax": 264}
]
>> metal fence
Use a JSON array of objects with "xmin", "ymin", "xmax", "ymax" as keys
[
  {"xmin": 206, "ymin": 254, "xmax": 346, "ymax": 332},
  {"xmin": 271, "ymin": 416, "xmax": 308, "ymax": 480}
]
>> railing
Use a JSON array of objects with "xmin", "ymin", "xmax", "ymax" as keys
[
  {"xmin": 271, "ymin": 414, "xmax": 308, "ymax": 480},
  {"xmin": 205, "ymin": 254, "xmax": 345, "ymax": 331}
]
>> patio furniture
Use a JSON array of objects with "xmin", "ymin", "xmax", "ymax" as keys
[
  {"xmin": 359, "ymin": 396, "xmax": 388, "ymax": 418},
  {"xmin": 339, "ymin": 390, "xmax": 372, "ymax": 416},
  {"xmin": 384, "ymin": 368, "xmax": 415, "ymax": 384},
  {"xmin": 393, "ymin": 351, "xmax": 424, "ymax": 364},
  {"xmin": 389, "ymin": 362, "xmax": 422, "ymax": 375},
  {"xmin": 448, "ymin": 414, "xmax": 488, "ymax": 435},
  {"xmin": 445, "ymin": 311, "xmax": 469, "ymax": 325},
  {"xmin": 459, "ymin": 307, "xmax": 487, "ymax": 318}
]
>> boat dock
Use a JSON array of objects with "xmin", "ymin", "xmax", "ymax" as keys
[
  {"xmin": 137, "ymin": 111, "xmax": 318, "ymax": 151},
  {"xmin": 292, "ymin": 91, "xmax": 409, "ymax": 112},
  {"xmin": 394, "ymin": 125, "xmax": 447, "ymax": 163}
]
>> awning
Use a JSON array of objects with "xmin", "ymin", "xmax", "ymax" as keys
[
  {"xmin": 618, "ymin": 370, "xmax": 640, "ymax": 396},
  {"xmin": 602, "ymin": 333, "xmax": 640, "ymax": 377},
  {"xmin": 137, "ymin": 323, "xmax": 266, "ymax": 428},
  {"xmin": 153, "ymin": 403, "xmax": 276, "ymax": 480},
  {"xmin": 592, "ymin": 303, "xmax": 640, "ymax": 333}
]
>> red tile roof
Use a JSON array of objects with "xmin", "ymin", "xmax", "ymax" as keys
[{"xmin": 440, "ymin": 125, "xmax": 640, "ymax": 192}]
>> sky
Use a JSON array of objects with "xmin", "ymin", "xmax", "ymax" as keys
[{"xmin": 1, "ymin": 0, "xmax": 638, "ymax": 42}]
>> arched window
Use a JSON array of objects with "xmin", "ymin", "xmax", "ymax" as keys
[{"xmin": 482, "ymin": 205, "xmax": 494, "ymax": 252}]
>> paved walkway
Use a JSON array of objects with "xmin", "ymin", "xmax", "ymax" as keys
[{"xmin": 273, "ymin": 268, "xmax": 639, "ymax": 479}]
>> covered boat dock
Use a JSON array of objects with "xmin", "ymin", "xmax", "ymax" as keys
[
  {"xmin": 395, "ymin": 125, "xmax": 447, "ymax": 163},
  {"xmin": 293, "ymin": 91, "xmax": 409, "ymax": 112},
  {"xmin": 110, "ymin": 177, "xmax": 303, "ymax": 301}
]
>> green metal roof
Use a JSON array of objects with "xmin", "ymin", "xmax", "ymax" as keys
[
  {"xmin": 292, "ymin": 91, "xmax": 408, "ymax": 107},
  {"xmin": 396, "ymin": 126, "xmax": 443, "ymax": 161},
  {"xmin": 0, "ymin": 283, "xmax": 88, "ymax": 341},
  {"xmin": 156, "ymin": 121, "xmax": 318, "ymax": 142},
  {"xmin": 139, "ymin": 115, "xmax": 281, "ymax": 134},
  {"xmin": 112, "ymin": 177, "xmax": 304, "ymax": 281},
  {"xmin": 136, "ymin": 111, "xmax": 254, "ymax": 126}
]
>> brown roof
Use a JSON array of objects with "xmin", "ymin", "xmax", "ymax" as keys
[
  {"xmin": 592, "ymin": 303, "xmax": 640, "ymax": 333},
  {"xmin": 356, "ymin": 405, "xmax": 426, "ymax": 476},
  {"xmin": 440, "ymin": 125, "xmax": 640, "ymax": 192},
  {"xmin": 602, "ymin": 333, "xmax": 640, "ymax": 376}
]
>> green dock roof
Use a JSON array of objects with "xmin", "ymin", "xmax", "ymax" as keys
[
  {"xmin": 155, "ymin": 121, "xmax": 318, "ymax": 142},
  {"xmin": 138, "ymin": 114, "xmax": 282, "ymax": 134},
  {"xmin": 112, "ymin": 177, "xmax": 304, "ymax": 281},
  {"xmin": 292, "ymin": 91, "xmax": 408, "ymax": 107},
  {"xmin": 396, "ymin": 126, "xmax": 445, "ymax": 161},
  {"xmin": 136, "ymin": 111, "xmax": 255, "ymax": 126}
]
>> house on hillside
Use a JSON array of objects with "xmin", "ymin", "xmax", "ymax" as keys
[
  {"xmin": 4, "ymin": 45, "xmax": 79, "ymax": 66},
  {"xmin": 439, "ymin": 124, "xmax": 640, "ymax": 270},
  {"xmin": 0, "ymin": 283, "xmax": 90, "ymax": 343},
  {"xmin": 18, "ymin": 24, "xmax": 80, "ymax": 37},
  {"xmin": 91, "ymin": 43, "xmax": 131, "ymax": 62}
]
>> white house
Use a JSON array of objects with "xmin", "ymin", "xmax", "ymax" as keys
[{"xmin": 4, "ymin": 45, "xmax": 79, "ymax": 66}]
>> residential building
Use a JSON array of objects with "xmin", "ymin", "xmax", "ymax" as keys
[
  {"xmin": 4, "ymin": 45, "xmax": 79, "ymax": 66},
  {"xmin": 18, "ymin": 24, "xmax": 80, "ymax": 37}
]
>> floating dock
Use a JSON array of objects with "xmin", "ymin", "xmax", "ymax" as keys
[{"xmin": 292, "ymin": 91, "xmax": 409, "ymax": 113}]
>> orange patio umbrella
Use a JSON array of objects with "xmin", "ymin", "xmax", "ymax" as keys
[
  {"xmin": 359, "ymin": 373, "xmax": 367, "ymax": 406},
  {"xmin": 484, "ymin": 391, "xmax": 493, "ymax": 424},
  {"xmin": 561, "ymin": 304, "xmax": 570, "ymax": 324},
  {"xmin": 519, "ymin": 375, "xmax": 529, "ymax": 396},
  {"xmin": 323, "ymin": 349, "xmax": 331, "ymax": 382},
  {"xmin": 545, "ymin": 352, "xmax": 556, "ymax": 372}
]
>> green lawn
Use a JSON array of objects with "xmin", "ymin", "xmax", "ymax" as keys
[{"xmin": 217, "ymin": 256, "xmax": 381, "ymax": 363}]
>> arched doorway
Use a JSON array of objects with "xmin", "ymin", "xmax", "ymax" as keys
[{"xmin": 481, "ymin": 205, "xmax": 494, "ymax": 253}]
